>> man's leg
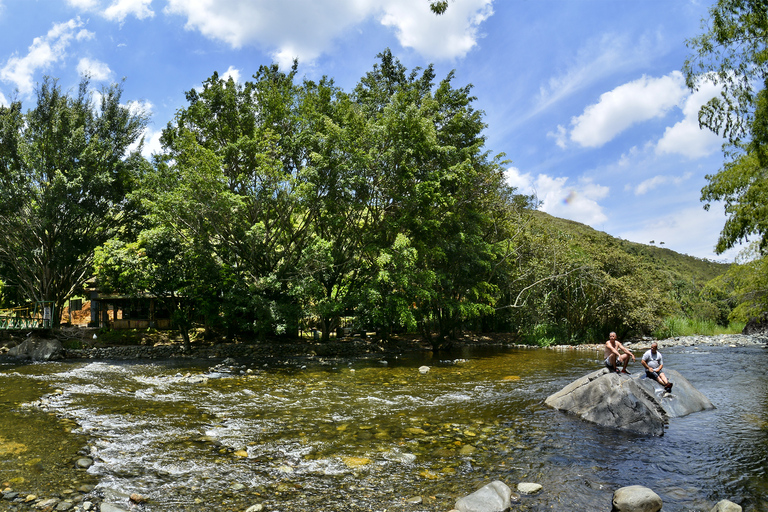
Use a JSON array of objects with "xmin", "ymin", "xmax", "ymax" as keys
[{"xmin": 620, "ymin": 354, "xmax": 630, "ymax": 373}]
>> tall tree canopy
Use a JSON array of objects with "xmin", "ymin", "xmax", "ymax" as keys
[
  {"xmin": 684, "ymin": 0, "xmax": 768, "ymax": 254},
  {"xmin": 0, "ymin": 78, "xmax": 149, "ymax": 323},
  {"xmin": 109, "ymin": 51, "xmax": 529, "ymax": 345}
]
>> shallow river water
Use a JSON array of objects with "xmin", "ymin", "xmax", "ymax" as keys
[{"xmin": 1, "ymin": 344, "xmax": 767, "ymax": 511}]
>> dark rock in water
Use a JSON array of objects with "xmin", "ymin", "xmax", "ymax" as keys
[
  {"xmin": 545, "ymin": 368, "xmax": 714, "ymax": 436},
  {"xmin": 743, "ymin": 312, "xmax": 768, "ymax": 337},
  {"xmin": 7, "ymin": 338, "xmax": 63, "ymax": 361}
]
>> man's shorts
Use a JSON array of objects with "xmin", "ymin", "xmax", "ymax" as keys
[
  {"xmin": 645, "ymin": 370, "xmax": 661, "ymax": 381},
  {"xmin": 604, "ymin": 357, "xmax": 617, "ymax": 371}
]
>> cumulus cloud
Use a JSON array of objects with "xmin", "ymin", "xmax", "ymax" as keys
[
  {"xmin": 0, "ymin": 18, "xmax": 84, "ymax": 96},
  {"xmin": 77, "ymin": 57, "xmax": 112, "ymax": 81},
  {"xmin": 569, "ymin": 71, "xmax": 688, "ymax": 148},
  {"xmin": 164, "ymin": 0, "xmax": 494, "ymax": 67},
  {"xmin": 380, "ymin": 0, "xmax": 493, "ymax": 59},
  {"xmin": 537, "ymin": 31, "xmax": 664, "ymax": 114},
  {"xmin": 221, "ymin": 65, "xmax": 241, "ymax": 84},
  {"xmin": 505, "ymin": 167, "xmax": 609, "ymax": 226},
  {"xmin": 655, "ymin": 79, "xmax": 723, "ymax": 159}
]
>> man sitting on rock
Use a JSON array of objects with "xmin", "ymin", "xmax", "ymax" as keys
[
  {"xmin": 641, "ymin": 342, "xmax": 673, "ymax": 392},
  {"xmin": 604, "ymin": 332, "xmax": 634, "ymax": 374}
]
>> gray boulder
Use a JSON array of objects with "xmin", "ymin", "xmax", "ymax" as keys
[
  {"xmin": 635, "ymin": 368, "xmax": 714, "ymax": 418},
  {"xmin": 612, "ymin": 485, "xmax": 662, "ymax": 512},
  {"xmin": 455, "ymin": 481, "xmax": 512, "ymax": 512},
  {"xmin": 7, "ymin": 338, "xmax": 63, "ymax": 361},
  {"xmin": 545, "ymin": 368, "xmax": 714, "ymax": 436},
  {"xmin": 710, "ymin": 499, "xmax": 742, "ymax": 512}
]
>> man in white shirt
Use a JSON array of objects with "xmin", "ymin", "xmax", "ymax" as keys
[{"xmin": 641, "ymin": 342, "xmax": 672, "ymax": 392}]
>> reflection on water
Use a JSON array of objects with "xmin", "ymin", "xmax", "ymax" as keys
[{"xmin": 1, "ymin": 345, "xmax": 767, "ymax": 511}]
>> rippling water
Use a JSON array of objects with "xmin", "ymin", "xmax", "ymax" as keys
[{"xmin": 1, "ymin": 344, "xmax": 767, "ymax": 511}]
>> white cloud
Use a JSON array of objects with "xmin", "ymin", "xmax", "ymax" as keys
[
  {"xmin": 570, "ymin": 71, "xmax": 688, "ymax": 148},
  {"xmin": 142, "ymin": 128, "xmax": 163, "ymax": 157},
  {"xmin": 0, "ymin": 18, "xmax": 84, "ymax": 95},
  {"xmin": 66, "ymin": 0, "xmax": 153, "ymax": 21},
  {"xmin": 655, "ymin": 79, "xmax": 723, "ymax": 159},
  {"xmin": 548, "ymin": 124, "xmax": 567, "ymax": 149},
  {"xmin": 630, "ymin": 172, "xmax": 693, "ymax": 195},
  {"xmin": 103, "ymin": 0, "xmax": 154, "ymax": 22},
  {"xmin": 537, "ymin": 31, "xmax": 664, "ymax": 115},
  {"xmin": 164, "ymin": 0, "xmax": 494, "ymax": 67},
  {"xmin": 77, "ymin": 29, "xmax": 96, "ymax": 41},
  {"xmin": 0, "ymin": 91, "xmax": 7, "ymax": 107},
  {"xmin": 66, "ymin": 0, "xmax": 100, "ymax": 9},
  {"xmin": 505, "ymin": 167, "xmax": 609, "ymax": 226},
  {"xmin": 77, "ymin": 57, "xmax": 112, "ymax": 81},
  {"xmin": 380, "ymin": 0, "xmax": 493, "ymax": 60},
  {"xmin": 126, "ymin": 98, "xmax": 152, "ymax": 117},
  {"xmin": 221, "ymin": 65, "xmax": 241, "ymax": 84},
  {"xmin": 618, "ymin": 205, "xmax": 740, "ymax": 261}
]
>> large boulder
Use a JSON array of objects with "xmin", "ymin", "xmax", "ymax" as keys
[
  {"xmin": 545, "ymin": 368, "xmax": 714, "ymax": 436},
  {"xmin": 6, "ymin": 338, "xmax": 63, "ymax": 361},
  {"xmin": 454, "ymin": 481, "xmax": 512, "ymax": 512}
]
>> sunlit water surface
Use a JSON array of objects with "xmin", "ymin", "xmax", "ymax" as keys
[{"xmin": 1, "ymin": 344, "xmax": 767, "ymax": 511}]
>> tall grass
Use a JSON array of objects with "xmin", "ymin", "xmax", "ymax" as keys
[{"xmin": 652, "ymin": 315, "xmax": 746, "ymax": 339}]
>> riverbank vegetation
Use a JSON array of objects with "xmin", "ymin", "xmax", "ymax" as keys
[{"xmin": 1, "ymin": 41, "xmax": 765, "ymax": 348}]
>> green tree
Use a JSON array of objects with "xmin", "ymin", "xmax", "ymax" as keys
[
  {"xmin": 703, "ymin": 242, "xmax": 768, "ymax": 321},
  {"xmin": 95, "ymin": 226, "xmax": 220, "ymax": 351},
  {"xmin": 0, "ymin": 78, "xmax": 148, "ymax": 324},
  {"xmin": 350, "ymin": 50, "xmax": 524, "ymax": 345},
  {"xmin": 685, "ymin": 0, "xmax": 768, "ymax": 253}
]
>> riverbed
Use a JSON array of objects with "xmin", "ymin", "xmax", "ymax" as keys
[{"xmin": 1, "ymin": 337, "xmax": 767, "ymax": 511}]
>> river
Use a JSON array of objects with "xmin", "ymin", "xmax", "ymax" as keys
[{"xmin": 1, "ymin": 342, "xmax": 767, "ymax": 511}]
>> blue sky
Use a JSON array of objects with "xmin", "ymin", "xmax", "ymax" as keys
[{"xmin": 0, "ymin": 0, "xmax": 738, "ymax": 261}]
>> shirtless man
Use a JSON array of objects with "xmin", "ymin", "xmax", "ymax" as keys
[
  {"xmin": 604, "ymin": 332, "xmax": 634, "ymax": 373},
  {"xmin": 641, "ymin": 342, "xmax": 673, "ymax": 392}
]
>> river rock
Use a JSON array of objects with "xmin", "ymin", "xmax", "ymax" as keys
[
  {"xmin": 76, "ymin": 457, "xmax": 94, "ymax": 469},
  {"xmin": 545, "ymin": 368, "xmax": 714, "ymax": 435},
  {"xmin": 100, "ymin": 504, "xmax": 130, "ymax": 512},
  {"xmin": 7, "ymin": 338, "xmax": 63, "ymax": 361},
  {"xmin": 454, "ymin": 480, "xmax": 512, "ymax": 512},
  {"xmin": 612, "ymin": 485, "xmax": 662, "ymax": 512},
  {"xmin": 517, "ymin": 482, "xmax": 542, "ymax": 495},
  {"xmin": 710, "ymin": 499, "xmax": 742, "ymax": 512},
  {"xmin": 33, "ymin": 498, "xmax": 59, "ymax": 510}
]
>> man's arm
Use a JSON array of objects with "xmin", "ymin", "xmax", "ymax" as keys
[{"xmin": 618, "ymin": 342, "xmax": 635, "ymax": 361}]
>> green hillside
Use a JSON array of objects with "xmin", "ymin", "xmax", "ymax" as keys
[{"xmin": 531, "ymin": 211, "xmax": 730, "ymax": 285}]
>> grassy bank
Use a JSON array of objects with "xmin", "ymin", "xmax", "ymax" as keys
[{"xmin": 652, "ymin": 316, "xmax": 745, "ymax": 339}]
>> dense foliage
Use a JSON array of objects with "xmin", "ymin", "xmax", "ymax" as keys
[
  {"xmin": 684, "ymin": 0, "xmax": 768, "ymax": 255},
  {"xmin": 0, "ymin": 53, "xmax": 749, "ymax": 346},
  {"xmin": 0, "ymin": 78, "xmax": 148, "ymax": 323}
]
